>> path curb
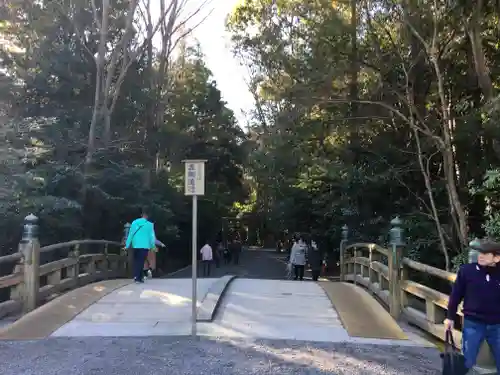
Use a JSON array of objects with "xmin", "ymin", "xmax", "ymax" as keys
[
  {"xmin": 197, "ymin": 275, "xmax": 237, "ymax": 322},
  {"xmin": 163, "ymin": 262, "xmax": 195, "ymax": 277}
]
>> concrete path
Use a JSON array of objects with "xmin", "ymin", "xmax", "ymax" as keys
[
  {"xmin": 50, "ymin": 277, "xmax": 433, "ymax": 349},
  {"xmin": 203, "ymin": 278, "xmax": 346, "ymax": 341},
  {"xmin": 200, "ymin": 279, "xmax": 432, "ymax": 347},
  {"xmin": 51, "ymin": 278, "xmax": 217, "ymax": 337}
]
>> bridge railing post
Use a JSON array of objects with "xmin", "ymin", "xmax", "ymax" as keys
[
  {"xmin": 388, "ymin": 216, "xmax": 404, "ymax": 319},
  {"xmin": 19, "ymin": 213, "xmax": 40, "ymax": 313},
  {"xmin": 339, "ymin": 224, "xmax": 348, "ymax": 281},
  {"xmin": 123, "ymin": 223, "xmax": 133, "ymax": 277}
]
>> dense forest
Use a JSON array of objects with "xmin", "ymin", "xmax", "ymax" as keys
[
  {"xmin": 0, "ymin": 0, "xmax": 499, "ymax": 273},
  {"xmin": 227, "ymin": 0, "xmax": 500, "ymax": 271},
  {"xmin": 0, "ymin": 0, "xmax": 250, "ymax": 272}
]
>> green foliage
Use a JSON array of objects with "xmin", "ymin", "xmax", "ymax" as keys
[
  {"xmin": 0, "ymin": 0, "xmax": 249, "ymax": 273},
  {"xmin": 470, "ymin": 169, "xmax": 500, "ymax": 240},
  {"xmin": 227, "ymin": 0, "xmax": 500, "ymax": 268}
]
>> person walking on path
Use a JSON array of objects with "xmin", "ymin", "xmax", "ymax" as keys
[
  {"xmin": 200, "ymin": 242, "xmax": 213, "ymax": 277},
  {"xmin": 289, "ymin": 234, "xmax": 307, "ymax": 280},
  {"xmin": 215, "ymin": 242, "xmax": 223, "ymax": 268},
  {"xmin": 231, "ymin": 239, "xmax": 242, "ymax": 265},
  {"xmin": 125, "ymin": 209, "xmax": 156, "ymax": 283},
  {"xmin": 445, "ymin": 239, "xmax": 500, "ymax": 373},
  {"xmin": 308, "ymin": 240, "xmax": 322, "ymax": 281},
  {"xmin": 143, "ymin": 237, "xmax": 165, "ymax": 279}
]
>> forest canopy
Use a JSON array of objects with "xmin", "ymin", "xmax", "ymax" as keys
[{"xmin": 226, "ymin": 0, "xmax": 500, "ymax": 270}]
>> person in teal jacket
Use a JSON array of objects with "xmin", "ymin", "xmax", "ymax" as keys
[{"xmin": 125, "ymin": 209, "xmax": 156, "ymax": 283}]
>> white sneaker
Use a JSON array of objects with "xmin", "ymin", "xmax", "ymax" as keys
[{"xmin": 147, "ymin": 269, "xmax": 153, "ymax": 279}]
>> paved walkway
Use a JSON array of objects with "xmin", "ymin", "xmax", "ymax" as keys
[
  {"xmin": 207, "ymin": 279, "xmax": 346, "ymax": 341},
  {"xmin": 1, "ymin": 277, "xmax": 442, "ymax": 374},
  {"xmin": 201, "ymin": 279, "xmax": 432, "ymax": 347},
  {"xmin": 0, "ymin": 245, "xmax": 443, "ymax": 374},
  {"xmin": 49, "ymin": 277, "xmax": 432, "ymax": 348},
  {"xmin": 52, "ymin": 278, "xmax": 216, "ymax": 337},
  {"xmin": 169, "ymin": 248, "xmax": 289, "ymax": 279}
]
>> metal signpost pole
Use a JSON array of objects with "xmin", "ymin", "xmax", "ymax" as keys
[
  {"xmin": 191, "ymin": 193, "xmax": 197, "ymax": 337},
  {"xmin": 182, "ymin": 159, "xmax": 206, "ymax": 339}
]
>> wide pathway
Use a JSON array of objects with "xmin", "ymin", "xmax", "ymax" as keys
[
  {"xmin": 208, "ymin": 278, "xmax": 346, "ymax": 341},
  {"xmin": 51, "ymin": 278, "xmax": 216, "ymax": 337},
  {"xmin": 168, "ymin": 247, "xmax": 288, "ymax": 279},
  {"xmin": 0, "ymin": 247, "xmax": 443, "ymax": 375}
]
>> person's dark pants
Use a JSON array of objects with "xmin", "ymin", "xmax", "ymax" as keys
[
  {"xmin": 311, "ymin": 269, "xmax": 320, "ymax": 281},
  {"xmin": 463, "ymin": 318, "xmax": 500, "ymax": 372},
  {"xmin": 233, "ymin": 250, "xmax": 240, "ymax": 265},
  {"xmin": 202, "ymin": 260, "xmax": 211, "ymax": 277},
  {"xmin": 294, "ymin": 265, "xmax": 305, "ymax": 280},
  {"xmin": 133, "ymin": 248, "xmax": 149, "ymax": 282}
]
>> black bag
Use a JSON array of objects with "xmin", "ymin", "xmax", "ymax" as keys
[{"xmin": 441, "ymin": 329, "xmax": 469, "ymax": 375}]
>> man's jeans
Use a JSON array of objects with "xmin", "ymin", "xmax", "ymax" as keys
[
  {"xmin": 202, "ymin": 260, "xmax": 211, "ymax": 277},
  {"xmin": 133, "ymin": 248, "xmax": 149, "ymax": 281},
  {"xmin": 463, "ymin": 318, "xmax": 500, "ymax": 372}
]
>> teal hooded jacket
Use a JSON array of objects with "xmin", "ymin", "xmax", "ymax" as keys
[{"xmin": 125, "ymin": 217, "xmax": 156, "ymax": 250}]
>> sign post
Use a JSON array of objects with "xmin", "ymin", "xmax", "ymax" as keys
[{"xmin": 182, "ymin": 159, "xmax": 206, "ymax": 338}]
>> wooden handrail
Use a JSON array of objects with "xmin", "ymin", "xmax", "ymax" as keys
[
  {"xmin": 0, "ymin": 238, "xmax": 128, "ymax": 320},
  {"xmin": 0, "ymin": 252, "xmax": 23, "ymax": 265},
  {"xmin": 341, "ymin": 239, "xmax": 494, "ymax": 367},
  {"xmin": 402, "ymin": 257, "xmax": 456, "ymax": 282},
  {"xmin": 345, "ymin": 242, "xmax": 390, "ymax": 257},
  {"xmin": 40, "ymin": 239, "xmax": 122, "ymax": 253}
]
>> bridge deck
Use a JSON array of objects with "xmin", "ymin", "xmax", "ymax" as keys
[{"xmin": 0, "ymin": 248, "xmax": 442, "ymax": 374}]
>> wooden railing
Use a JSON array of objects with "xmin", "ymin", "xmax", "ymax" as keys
[
  {"xmin": 0, "ymin": 215, "xmax": 129, "ymax": 320},
  {"xmin": 340, "ymin": 226, "xmax": 494, "ymax": 368}
]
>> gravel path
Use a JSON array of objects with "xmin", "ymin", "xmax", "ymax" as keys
[{"xmin": 0, "ymin": 337, "xmax": 441, "ymax": 375}]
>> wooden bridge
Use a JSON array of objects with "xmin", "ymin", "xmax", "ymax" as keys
[
  {"xmin": 340, "ymin": 217, "xmax": 494, "ymax": 370},
  {"xmin": 0, "ymin": 214, "xmax": 496, "ymax": 373},
  {"xmin": 0, "ymin": 214, "xmax": 129, "ymax": 319}
]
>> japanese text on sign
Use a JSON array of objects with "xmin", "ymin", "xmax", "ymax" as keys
[
  {"xmin": 187, "ymin": 164, "xmax": 196, "ymax": 194},
  {"xmin": 183, "ymin": 160, "xmax": 206, "ymax": 196}
]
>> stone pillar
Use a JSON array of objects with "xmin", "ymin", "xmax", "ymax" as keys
[
  {"xmin": 339, "ymin": 224, "xmax": 348, "ymax": 281},
  {"xmin": 123, "ymin": 223, "xmax": 131, "ymax": 245},
  {"xmin": 388, "ymin": 216, "xmax": 404, "ymax": 319},
  {"xmin": 19, "ymin": 214, "xmax": 40, "ymax": 313}
]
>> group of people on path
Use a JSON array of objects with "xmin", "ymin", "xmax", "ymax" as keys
[
  {"xmin": 199, "ymin": 239, "xmax": 243, "ymax": 277},
  {"xmin": 119, "ymin": 210, "xmax": 500, "ymax": 373},
  {"xmin": 287, "ymin": 233, "xmax": 324, "ymax": 281},
  {"xmin": 125, "ymin": 209, "xmax": 244, "ymax": 282}
]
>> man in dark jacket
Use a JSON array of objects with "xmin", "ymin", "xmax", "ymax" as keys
[
  {"xmin": 308, "ymin": 240, "xmax": 322, "ymax": 281},
  {"xmin": 445, "ymin": 239, "xmax": 500, "ymax": 372}
]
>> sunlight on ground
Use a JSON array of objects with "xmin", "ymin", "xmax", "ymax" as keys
[
  {"xmin": 115, "ymin": 290, "xmax": 134, "ymax": 296},
  {"xmin": 223, "ymin": 338, "xmax": 370, "ymax": 370},
  {"xmin": 141, "ymin": 290, "xmax": 191, "ymax": 306}
]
